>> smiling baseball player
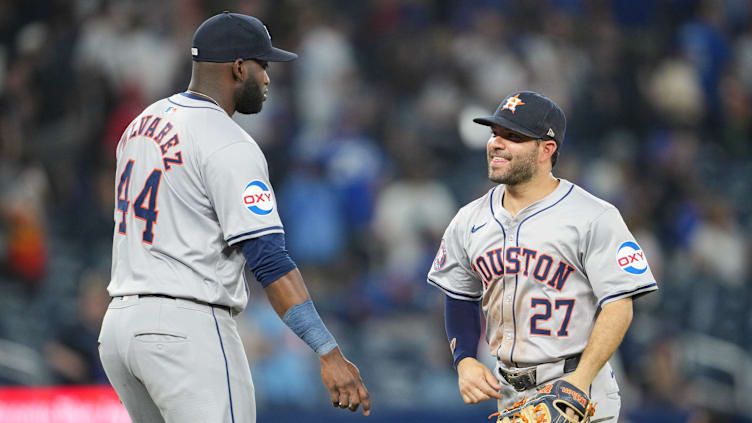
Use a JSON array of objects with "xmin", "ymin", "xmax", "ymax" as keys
[
  {"xmin": 428, "ymin": 91, "xmax": 657, "ymax": 422},
  {"xmin": 98, "ymin": 12, "xmax": 370, "ymax": 423}
]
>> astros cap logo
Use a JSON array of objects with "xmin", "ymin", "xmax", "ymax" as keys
[{"xmin": 501, "ymin": 94, "xmax": 525, "ymax": 114}]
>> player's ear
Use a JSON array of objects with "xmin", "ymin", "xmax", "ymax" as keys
[
  {"xmin": 231, "ymin": 59, "xmax": 245, "ymax": 82},
  {"xmin": 540, "ymin": 140, "xmax": 557, "ymax": 163}
]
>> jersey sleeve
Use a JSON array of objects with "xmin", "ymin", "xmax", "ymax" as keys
[
  {"xmin": 201, "ymin": 141, "xmax": 284, "ymax": 246},
  {"xmin": 427, "ymin": 214, "xmax": 483, "ymax": 301},
  {"xmin": 582, "ymin": 207, "xmax": 658, "ymax": 307}
]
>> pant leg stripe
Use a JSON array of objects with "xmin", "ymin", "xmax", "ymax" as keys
[{"xmin": 212, "ymin": 307, "xmax": 235, "ymax": 423}]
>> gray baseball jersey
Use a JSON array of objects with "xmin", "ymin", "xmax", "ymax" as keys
[
  {"xmin": 428, "ymin": 179, "xmax": 657, "ymax": 368},
  {"xmin": 107, "ymin": 92, "xmax": 284, "ymax": 311}
]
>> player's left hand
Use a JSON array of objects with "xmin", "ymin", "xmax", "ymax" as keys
[
  {"xmin": 319, "ymin": 347, "xmax": 371, "ymax": 416},
  {"xmin": 560, "ymin": 373, "xmax": 592, "ymax": 421}
]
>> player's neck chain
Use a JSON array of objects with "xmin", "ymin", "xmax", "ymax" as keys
[{"xmin": 186, "ymin": 89, "xmax": 220, "ymax": 106}]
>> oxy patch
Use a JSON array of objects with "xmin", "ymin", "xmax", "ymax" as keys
[
  {"xmin": 616, "ymin": 241, "xmax": 648, "ymax": 275},
  {"xmin": 242, "ymin": 180, "xmax": 274, "ymax": 215}
]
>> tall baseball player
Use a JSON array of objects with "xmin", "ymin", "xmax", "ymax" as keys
[
  {"xmin": 98, "ymin": 12, "xmax": 370, "ymax": 423},
  {"xmin": 427, "ymin": 91, "xmax": 657, "ymax": 422}
]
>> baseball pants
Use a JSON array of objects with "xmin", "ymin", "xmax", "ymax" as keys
[
  {"xmin": 496, "ymin": 361, "xmax": 620, "ymax": 422},
  {"xmin": 98, "ymin": 295, "xmax": 255, "ymax": 423}
]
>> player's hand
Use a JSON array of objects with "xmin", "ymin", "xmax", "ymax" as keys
[
  {"xmin": 456, "ymin": 357, "xmax": 502, "ymax": 404},
  {"xmin": 319, "ymin": 347, "xmax": 371, "ymax": 416},
  {"xmin": 560, "ymin": 374, "xmax": 591, "ymax": 421}
]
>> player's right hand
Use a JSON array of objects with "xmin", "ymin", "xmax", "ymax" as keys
[
  {"xmin": 319, "ymin": 347, "xmax": 371, "ymax": 416},
  {"xmin": 456, "ymin": 357, "xmax": 502, "ymax": 404}
]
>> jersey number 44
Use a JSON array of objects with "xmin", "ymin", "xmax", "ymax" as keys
[{"xmin": 116, "ymin": 159, "xmax": 162, "ymax": 244}]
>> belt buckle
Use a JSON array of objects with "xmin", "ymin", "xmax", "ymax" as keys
[{"xmin": 504, "ymin": 368, "xmax": 537, "ymax": 392}]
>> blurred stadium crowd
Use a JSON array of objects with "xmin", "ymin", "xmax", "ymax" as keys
[{"xmin": 0, "ymin": 0, "xmax": 751, "ymax": 422}]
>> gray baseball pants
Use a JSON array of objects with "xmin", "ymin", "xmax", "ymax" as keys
[{"xmin": 98, "ymin": 295, "xmax": 255, "ymax": 422}]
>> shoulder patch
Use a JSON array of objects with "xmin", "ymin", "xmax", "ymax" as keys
[
  {"xmin": 242, "ymin": 180, "xmax": 274, "ymax": 215},
  {"xmin": 616, "ymin": 241, "xmax": 648, "ymax": 274},
  {"xmin": 433, "ymin": 239, "xmax": 447, "ymax": 271}
]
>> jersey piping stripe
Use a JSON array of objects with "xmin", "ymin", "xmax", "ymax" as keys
[
  {"xmin": 212, "ymin": 307, "xmax": 236, "ymax": 423},
  {"xmin": 488, "ymin": 186, "xmax": 506, "ymax": 237},
  {"xmin": 167, "ymin": 98, "xmax": 224, "ymax": 113},
  {"xmin": 427, "ymin": 278, "xmax": 482, "ymax": 301},
  {"xmin": 181, "ymin": 91, "xmax": 220, "ymax": 105},
  {"xmin": 598, "ymin": 282, "xmax": 658, "ymax": 307},
  {"xmin": 488, "ymin": 187, "xmax": 508, "ymax": 361},
  {"xmin": 226, "ymin": 226, "xmax": 285, "ymax": 244},
  {"xmin": 509, "ymin": 184, "xmax": 574, "ymax": 366}
]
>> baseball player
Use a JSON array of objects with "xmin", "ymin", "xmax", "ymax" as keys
[
  {"xmin": 427, "ymin": 91, "xmax": 657, "ymax": 421},
  {"xmin": 98, "ymin": 12, "xmax": 370, "ymax": 423}
]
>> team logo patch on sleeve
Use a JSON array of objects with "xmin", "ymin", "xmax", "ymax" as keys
[
  {"xmin": 616, "ymin": 241, "xmax": 648, "ymax": 274},
  {"xmin": 433, "ymin": 239, "xmax": 447, "ymax": 271},
  {"xmin": 242, "ymin": 180, "xmax": 274, "ymax": 215}
]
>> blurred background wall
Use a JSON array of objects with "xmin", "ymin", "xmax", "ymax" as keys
[{"xmin": 0, "ymin": 0, "xmax": 750, "ymax": 422}]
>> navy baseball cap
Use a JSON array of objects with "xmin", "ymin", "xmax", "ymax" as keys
[
  {"xmin": 192, "ymin": 11, "xmax": 297, "ymax": 63},
  {"xmin": 473, "ymin": 91, "xmax": 566, "ymax": 145}
]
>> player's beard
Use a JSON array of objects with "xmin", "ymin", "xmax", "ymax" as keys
[
  {"xmin": 235, "ymin": 76, "xmax": 265, "ymax": 114},
  {"xmin": 488, "ymin": 146, "xmax": 538, "ymax": 185}
]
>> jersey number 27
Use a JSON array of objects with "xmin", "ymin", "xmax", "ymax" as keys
[
  {"xmin": 530, "ymin": 298, "xmax": 575, "ymax": 337},
  {"xmin": 117, "ymin": 159, "xmax": 162, "ymax": 244}
]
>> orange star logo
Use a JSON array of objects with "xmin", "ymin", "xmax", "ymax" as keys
[{"xmin": 501, "ymin": 94, "xmax": 525, "ymax": 113}]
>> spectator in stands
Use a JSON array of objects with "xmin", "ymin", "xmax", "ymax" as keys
[{"xmin": 45, "ymin": 271, "xmax": 109, "ymax": 384}]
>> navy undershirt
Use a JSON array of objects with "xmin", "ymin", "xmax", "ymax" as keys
[
  {"xmin": 240, "ymin": 233, "xmax": 297, "ymax": 287},
  {"xmin": 445, "ymin": 295, "xmax": 482, "ymax": 368}
]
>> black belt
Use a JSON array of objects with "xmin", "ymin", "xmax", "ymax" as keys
[
  {"xmin": 138, "ymin": 294, "xmax": 232, "ymax": 314},
  {"xmin": 500, "ymin": 354, "xmax": 581, "ymax": 392}
]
